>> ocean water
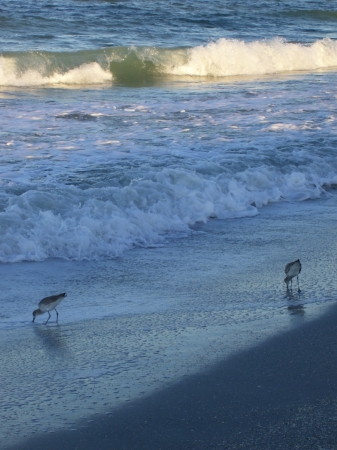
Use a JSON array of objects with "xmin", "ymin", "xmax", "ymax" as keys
[
  {"xmin": 1, "ymin": 2, "xmax": 337, "ymax": 262},
  {"xmin": 1, "ymin": 1, "xmax": 337, "ymax": 446}
]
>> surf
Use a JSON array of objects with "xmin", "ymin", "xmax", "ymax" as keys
[{"xmin": 1, "ymin": 38, "xmax": 337, "ymax": 87}]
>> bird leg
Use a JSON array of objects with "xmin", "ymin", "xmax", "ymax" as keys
[
  {"xmin": 55, "ymin": 308, "xmax": 59, "ymax": 323},
  {"xmin": 45, "ymin": 312, "xmax": 51, "ymax": 325},
  {"xmin": 297, "ymin": 275, "xmax": 301, "ymax": 293}
]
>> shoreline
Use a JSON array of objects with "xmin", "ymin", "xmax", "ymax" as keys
[
  {"xmin": 2, "ymin": 194, "xmax": 337, "ymax": 449},
  {"xmin": 6, "ymin": 302, "xmax": 337, "ymax": 450}
]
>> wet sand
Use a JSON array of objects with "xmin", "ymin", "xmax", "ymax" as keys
[
  {"xmin": 6, "ymin": 302, "xmax": 337, "ymax": 450},
  {"xmin": 2, "ymin": 194, "xmax": 337, "ymax": 449}
]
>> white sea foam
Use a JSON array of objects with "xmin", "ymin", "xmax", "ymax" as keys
[
  {"xmin": 1, "ymin": 38, "xmax": 337, "ymax": 87},
  {"xmin": 166, "ymin": 37, "xmax": 337, "ymax": 77},
  {"xmin": 0, "ymin": 59, "xmax": 111, "ymax": 86},
  {"xmin": 1, "ymin": 54, "xmax": 337, "ymax": 262},
  {"xmin": 0, "ymin": 164, "xmax": 336, "ymax": 263}
]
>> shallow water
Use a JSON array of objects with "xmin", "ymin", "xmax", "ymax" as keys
[
  {"xmin": 1, "ymin": 1, "xmax": 337, "ymax": 446},
  {"xmin": 2, "ymin": 192, "xmax": 337, "ymax": 328},
  {"xmin": 1, "ymin": 194, "xmax": 337, "ymax": 447},
  {"xmin": 1, "ymin": 72, "xmax": 337, "ymax": 263}
]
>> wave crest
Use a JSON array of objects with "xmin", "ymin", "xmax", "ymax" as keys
[
  {"xmin": 0, "ymin": 59, "xmax": 111, "ymax": 86},
  {"xmin": 165, "ymin": 37, "xmax": 337, "ymax": 77},
  {"xmin": 1, "ymin": 165, "xmax": 335, "ymax": 263},
  {"xmin": 1, "ymin": 38, "xmax": 337, "ymax": 87}
]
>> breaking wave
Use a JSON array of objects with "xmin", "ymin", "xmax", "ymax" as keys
[
  {"xmin": 1, "ymin": 37, "xmax": 337, "ymax": 86},
  {"xmin": 1, "ymin": 165, "xmax": 336, "ymax": 263}
]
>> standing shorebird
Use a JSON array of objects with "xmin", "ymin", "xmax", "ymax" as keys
[
  {"xmin": 32, "ymin": 293, "xmax": 67, "ymax": 324},
  {"xmin": 284, "ymin": 260, "xmax": 301, "ymax": 292}
]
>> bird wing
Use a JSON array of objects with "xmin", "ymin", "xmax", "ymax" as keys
[{"xmin": 284, "ymin": 262, "xmax": 292, "ymax": 274}]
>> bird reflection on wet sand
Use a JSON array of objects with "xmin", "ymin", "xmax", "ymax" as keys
[
  {"xmin": 287, "ymin": 304, "xmax": 305, "ymax": 316},
  {"xmin": 284, "ymin": 288, "xmax": 305, "ymax": 316},
  {"xmin": 33, "ymin": 326, "xmax": 69, "ymax": 357}
]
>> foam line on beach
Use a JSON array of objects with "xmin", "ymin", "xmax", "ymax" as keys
[{"xmin": 0, "ymin": 167, "xmax": 336, "ymax": 263}]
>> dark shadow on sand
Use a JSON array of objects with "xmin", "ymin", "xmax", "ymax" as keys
[{"xmin": 7, "ymin": 302, "xmax": 337, "ymax": 450}]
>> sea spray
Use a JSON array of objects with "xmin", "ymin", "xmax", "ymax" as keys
[
  {"xmin": 0, "ymin": 164, "xmax": 335, "ymax": 263},
  {"xmin": 0, "ymin": 58, "xmax": 112, "ymax": 86},
  {"xmin": 165, "ymin": 37, "xmax": 337, "ymax": 77},
  {"xmin": 1, "ymin": 38, "xmax": 337, "ymax": 86}
]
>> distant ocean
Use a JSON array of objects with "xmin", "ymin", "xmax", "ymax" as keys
[{"xmin": 2, "ymin": 1, "xmax": 337, "ymax": 446}]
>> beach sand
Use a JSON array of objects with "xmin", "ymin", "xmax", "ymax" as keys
[
  {"xmin": 5, "ymin": 302, "xmax": 337, "ymax": 450},
  {"xmin": 2, "ymin": 193, "xmax": 337, "ymax": 449}
]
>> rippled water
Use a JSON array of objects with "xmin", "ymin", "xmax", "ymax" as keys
[
  {"xmin": 1, "ymin": 0, "xmax": 337, "ymax": 300},
  {"xmin": 1, "ymin": 72, "xmax": 337, "ymax": 262},
  {"xmin": 1, "ymin": 2, "xmax": 337, "ymax": 446},
  {"xmin": 1, "ymin": 0, "xmax": 336, "ymax": 51},
  {"xmin": 2, "ymin": 193, "xmax": 337, "ymax": 447}
]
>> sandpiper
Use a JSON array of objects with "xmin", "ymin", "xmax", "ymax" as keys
[
  {"xmin": 284, "ymin": 259, "xmax": 301, "ymax": 292},
  {"xmin": 32, "ymin": 293, "xmax": 67, "ymax": 324}
]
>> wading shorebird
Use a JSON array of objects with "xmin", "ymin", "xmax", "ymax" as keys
[
  {"xmin": 284, "ymin": 259, "xmax": 301, "ymax": 292},
  {"xmin": 32, "ymin": 293, "xmax": 67, "ymax": 324}
]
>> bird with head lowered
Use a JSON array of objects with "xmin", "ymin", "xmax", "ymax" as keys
[
  {"xmin": 284, "ymin": 260, "xmax": 301, "ymax": 292},
  {"xmin": 33, "ymin": 293, "xmax": 67, "ymax": 324}
]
